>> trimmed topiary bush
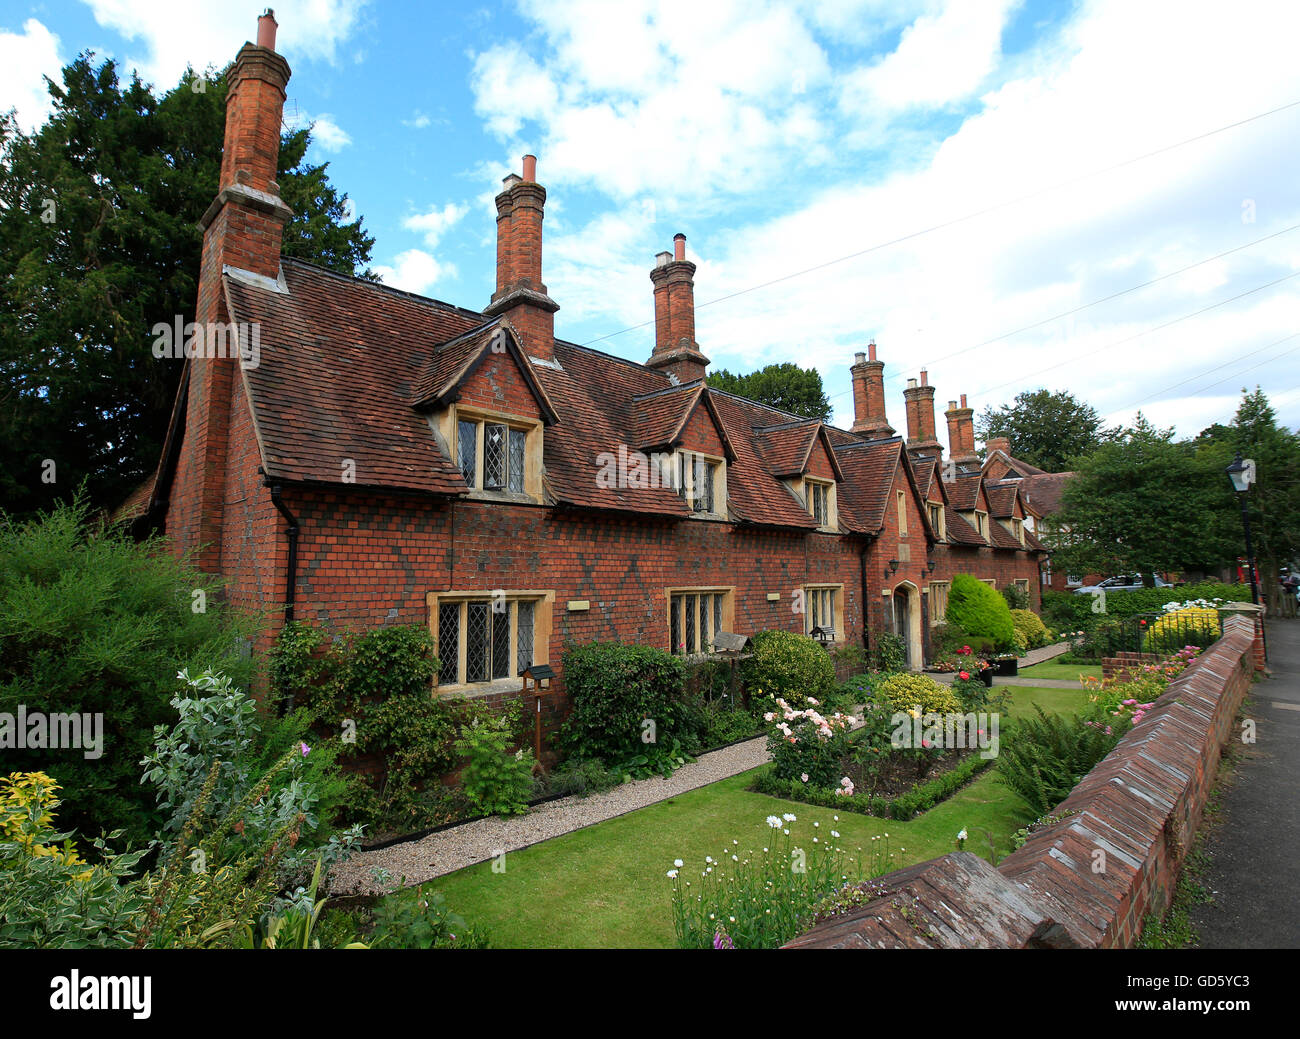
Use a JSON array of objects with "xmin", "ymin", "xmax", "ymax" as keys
[
  {"xmin": 945, "ymin": 574, "xmax": 1016, "ymax": 650},
  {"xmin": 744, "ymin": 629, "xmax": 836, "ymax": 709},
  {"xmin": 877, "ymin": 673, "xmax": 962, "ymax": 716},
  {"xmin": 1011, "ymin": 608, "xmax": 1051, "ymax": 650}
]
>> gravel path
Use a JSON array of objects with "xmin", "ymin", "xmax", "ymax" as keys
[{"xmin": 328, "ymin": 734, "xmax": 773, "ymax": 895}]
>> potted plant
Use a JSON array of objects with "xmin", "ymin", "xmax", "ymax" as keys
[{"xmin": 994, "ymin": 654, "xmax": 1019, "ymax": 677}]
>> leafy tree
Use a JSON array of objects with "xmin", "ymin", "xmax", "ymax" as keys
[
  {"xmin": 0, "ymin": 55, "xmax": 376, "ymax": 520},
  {"xmin": 1047, "ymin": 414, "xmax": 1237, "ymax": 582},
  {"xmin": 977, "ymin": 388, "xmax": 1113, "ymax": 471},
  {"xmin": 1199, "ymin": 388, "xmax": 1300, "ymax": 611},
  {"xmin": 0, "ymin": 495, "xmax": 259, "ymax": 851},
  {"xmin": 709, "ymin": 362, "xmax": 832, "ymax": 422}
]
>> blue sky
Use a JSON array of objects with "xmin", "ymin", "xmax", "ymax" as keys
[{"xmin": 3, "ymin": 0, "xmax": 1299, "ymax": 444}]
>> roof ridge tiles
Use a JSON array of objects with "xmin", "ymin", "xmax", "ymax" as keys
[{"xmin": 280, "ymin": 255, "xmax": 487, "ymax": 323}]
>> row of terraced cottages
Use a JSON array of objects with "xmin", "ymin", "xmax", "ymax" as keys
[{"xmin": 119, "ymin": 15, "xmax": 1049, "ymax": 730}]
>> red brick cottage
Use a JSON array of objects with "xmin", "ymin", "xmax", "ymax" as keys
[{"xmin": 123, "ymin": 14, "xmax": 1046, "ymax": 727}]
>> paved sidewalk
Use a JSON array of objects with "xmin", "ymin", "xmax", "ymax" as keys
[{"xmin": 1189, "ymin": 617, "xmax": 1300, "ymax": 948}]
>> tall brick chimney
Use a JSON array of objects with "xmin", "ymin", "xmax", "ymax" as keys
[
  {"xmin": 945, "ymin": 393, "xmax": 979, "ymax": 466},
  {"xmin": 647, "ymin": 234, "xmax": 709, "ymax": 384},
  {"xmin": 986, "ymin": 436, "xmax": 1012, "ymax": 457},
  {"xmin": 181, "ymin": 9, "xmax": 294, "ymax": 572},
  {"xmin": 850, "ymin": 342, "xmax": 894, "ymax": 438},
  {"xmin": 484, "ymin": 154, "xmax": 559, "ymax": 361},
  {"xmin": 903, "ymin": 369, "xmax": 942, "ymax": 456}
]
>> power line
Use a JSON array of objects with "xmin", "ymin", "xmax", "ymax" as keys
[
  {"xmin": 890, "ymin": 224, "xmax": 1300, "ymax": 385},
  {"xmin": 820, "ymin": 223, "xmax": 1300, "ymax": 405},
  {"xmin": 580, "ymin": 97, "xmax": 1300, "ymax": 349},
  {"xmin": 970, "ymin": 270, "xmax": 1300, "ymax": 399},
  {"xmin": 1111, "ymin": 332, "xmax": 1300, "ymax": 413}
]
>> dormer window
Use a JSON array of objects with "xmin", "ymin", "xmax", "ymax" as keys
[
  {"xmin": 928, "ymin": 503, "xmax": 945, "ymax": 539},
  {"xmin": 676, "ymin": 450, "xmax": 724, "ymax": 515},
  {"xmin": 453, "ymin": 408, "xmax": 541, "ymax": 498},
  {"xmin": 806, "ymin": 477, "xmax": 835, "ymax": 528}
]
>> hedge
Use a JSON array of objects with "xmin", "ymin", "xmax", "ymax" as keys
[{"xmin": 751, "ymin": 752, "xmax": 994, "ymax": 821}]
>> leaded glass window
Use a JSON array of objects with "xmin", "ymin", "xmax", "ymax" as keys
[{"xmin": 458, "ymin": 420, "xmax": 477, "ymax": 487}]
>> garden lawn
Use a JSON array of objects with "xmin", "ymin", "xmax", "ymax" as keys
[
  {"xmin": 384, "ymin": 685, "xmax": 1094, "ymax": 949},
  {"xmin": 1018, "ymin": 661, "xmax": 1103, "ymax": 682},
  {"xmin": 999, "ymin": 683, "xmax": 1095, "ymax": 720}
]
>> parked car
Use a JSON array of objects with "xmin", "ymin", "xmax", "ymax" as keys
[{"xmin": 1073, "ymin": 574, "xmax": 1173, "ymax": 594}]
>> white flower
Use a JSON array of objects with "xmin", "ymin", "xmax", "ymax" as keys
[
  {"xmin": 957, "ymin": 829, "xmax": 968, "ymax": 841},
  {"xmin": 706, "ymin": 856, "xmax": 714, "ymax": 863},
  {"xmin": 766, "ymin": 815, "xmax": 782, "ymax": 828},
  {"xmin": 783, "ymin": 813, "xmax": 796, "ymax": 822},
  {"xmin": 813, "ymin": 821, "xmax": 820, "ymax": 828},
  {"xmin": 831, "ymin": 830, "xmax": 840, "ymax": 838},
  {"xmin": 667, "ymin": 869, "xmax": 678, "ymax": 879},
  {"xmin": 800, "ymin": 772, "xmax": 809, "ymax": 783},
  {"xmin": 674, "ymin": 859, "xmax": 683, "ymax": 867}
]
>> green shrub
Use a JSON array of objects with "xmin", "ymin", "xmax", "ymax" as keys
[
  {"xmin": 1010, "ymin": 608, "xmax": 1051, "ymax": 650},
  {"xmin": 368, "ymin": 884, "xmax": 491, "ymax": 949},
  {"xmin": 561, "ymin": 641, "xmax": 689, "ymax": 777},
  {"xmin": 452, "ymin": 703, "xmax": 535, "ymax": 817},
  {"xmin": 997, "ymin": 705, "xmax": 1123, "ymax": 815},
  {"xmin": 533, "ymin": 758, "xmax": 623, "ymax": 799},
  {"xmin": 1001, "ymin": 584, "xmax": 1029, "ymax": 611},
  {"xmin": 1041, "ymin": 582, "xmax": 1249, "ymax": 634},
  {"xmin": 293, "ymin": 624, "xmax": 461, "ymax": 834},
  {"xmin": 945, "ymin": 574, "xmax": 1016, "ymax": 649},
  {"xmin": 141, "ymin": 668, "xmax": 362, "ymax": 888},
  {"xmin": 877, "ymin": 673, "xmax": 962, "ymax": 716},
  {"xmin": 871, "ymin": 632, "xmax": 907, "ymax": 673},
  {"xmin": 745, "ymin": 629, "xmax": 836, "ymax": 708},
  {"xmin": 0, "ymin": 496, "xmax": 258, "ymax": 849},
  {"xmin": 0, "ymin": 772, "xmax": 149, "ymax": 948}
]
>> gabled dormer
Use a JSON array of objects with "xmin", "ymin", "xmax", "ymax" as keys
[
  {"xmin": 414, "ymin": 319, "xmax": 559, "ymax": 503},
  {"xmin": 632, "ymin": 381, "xmax": 735, "ymax": 519},
  {"xmin": 756, "ymin": 419, "xmax": 844, "ymax": 532}
]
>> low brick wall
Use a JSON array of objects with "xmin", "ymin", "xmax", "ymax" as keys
[
  {"xmin": 1101, "ymin": 650, "xmax": 1160, "ymax": 680},
  {"xmin": 785, "ymin": 615, "xmax": 1258, "ymax": 949}
]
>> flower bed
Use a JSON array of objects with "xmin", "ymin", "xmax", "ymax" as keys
[{"xmin": 751, "ymin": 686, "xmax": 999, "ymax": 820}]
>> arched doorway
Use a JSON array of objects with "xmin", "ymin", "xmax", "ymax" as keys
[{"xmin": 891, "ymin": 582, "xmax": 923, "ymax": 671}]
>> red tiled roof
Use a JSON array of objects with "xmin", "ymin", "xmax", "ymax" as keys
[
  {"xmin": 162, "ymin": 256, "xmax": 1047, "ymax": 550},
  {"xmin": 226, "ymin": 259, "xmax": 482, "ymax": 494},
  {"xmin": 944, "ymin": 506, "xmax": 986, "ymax": 546},
  {"xmin": 755, "ymin": 420, "xmax": 819, "ymax": 476},
  {"xmin": 945, "ymin": 473, "xmax": 983, "ymax": 511},
  {"xmin": 833, "ymin": 438, "xmax": 903, "ymax": 534},
  {"xmin": 1019, "ymin": 472, "xmax": 1074, "ymax": 516},
  {"xmin": 985, "ymin": 482, "xmax": 1019, "ymax": 519}
]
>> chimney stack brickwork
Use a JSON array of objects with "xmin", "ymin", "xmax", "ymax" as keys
[
  {"xmin": 945, "ymin": 393, "xmax": 979, "ymax": 466},
  {"xmin": 903, "ymin": 372, "xmax": 942, "ymax": 455},
  {"xmin": 987, "ymin": 436, "xmax": 1012, "ymax": 457},
  {"xmin": 181, "ymin": 13, "xmax": 293, "ymax": 571},
  {"xmin": 647, "ymin": 234, "xmax": 710, "ymax": 384},
  {"xmin": 850, "ymin": 341, "xmax": 895, "ymax": 438},
  {"xmin": 484, "ymin": 155, "xmax": 559, "ymax": 361}
]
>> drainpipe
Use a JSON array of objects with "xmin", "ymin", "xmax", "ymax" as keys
[
  {"xmin": 268, "ymin": 482, "xmax": 299, "ymax": 624},
  {"xmin": 859, "ymin": 536, "xmax": 873, "ymax": 657}
]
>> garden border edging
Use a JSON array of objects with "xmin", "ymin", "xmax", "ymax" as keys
[{"xmin": 784, "ymin": 615, "xmax": 1258, "ymax": 949}]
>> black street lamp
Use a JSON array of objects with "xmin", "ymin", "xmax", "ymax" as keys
[{"xmin": 1225, "ymin": 453, "xmax": 1260, "ymax": 606}]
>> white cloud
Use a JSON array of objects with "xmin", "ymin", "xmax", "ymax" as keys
[
  {"xmin": 839, "ymin": 0, "xmax": 1020, "ymax": 113},
  {"xmin": 0, "ymin": 19, "xmax": 63, "ymax": 132},
  {"xmin": 477, "ymin": 0, "xmax": 1300, "ymax": 438},
  {"xmin": 373, "ymin": 249, "xmax": 453, "ymax": 295},
  {"xmin": 77, "ymin": 0, "xmax": 370, "ymax": 88},
  {"xmin": 305, "ymin": 113, "xmax": 352, "ymax": 152},
  {"xmin": 470, "ymin": 0, "xmax": 832, "ymax": 203},
  {"xmin": 403, "ymin": 202, "xmax": 469, "ymax": 248}
]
